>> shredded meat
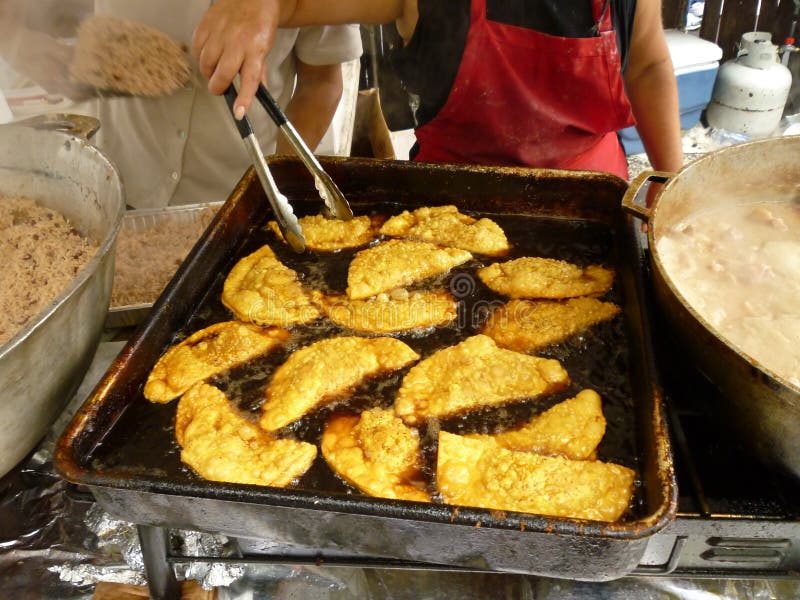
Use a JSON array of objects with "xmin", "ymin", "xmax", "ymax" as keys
[
  {"xmin": 70, "ymin": 15, "xmax": 191, "ymax": 97},
  {"xmin": 111, "ymin": 207, "xmax": 216, "ymax": 307},
  {"xmin": 0, "ymin": 196, "xmax": 97, "ymax": 346}
]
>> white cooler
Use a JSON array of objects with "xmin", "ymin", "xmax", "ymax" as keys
[{"xmin": 619, "ymin": 30, "xmax": 723, "ymax": 155}]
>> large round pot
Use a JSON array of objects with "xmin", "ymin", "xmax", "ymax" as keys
[
  {"xmin": 623, "ymin": 136, "xmax": 800, "ymax": 480},
  {"xmin": 0, "ymin": 114, "xmax": 124, "ymax": 477}
]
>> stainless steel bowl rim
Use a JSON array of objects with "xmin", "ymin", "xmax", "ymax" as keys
[{"xmin": 0, "ymin": 123, "xmax": 125, "ymax": 360}]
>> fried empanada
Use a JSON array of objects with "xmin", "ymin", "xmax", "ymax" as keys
[
  {"xmin": 465, "ymin": 390, "xmax": 606, "ymax": 460},
  {"xmin": 481, "ymin": 297, "xmax": 621, "ymax": 353},
  {"xmin": 311, "ymin": 289, "xmax": 457, "ymax": 333},
  {"xmin": 394, "ymin": 334, "xmax": 569, "ymax": 425},
  {"xmin": 322, "ymin": 408, "xmax": 430, "ymax": 502},
  {"xmin": 260, "ymin": 336, "xmax": 420, "ymax": 432},
  {"xmin": 268, "ymin": 214, "xmax": 384, "ymax": 252},
  {"xmin": 437, "ymin": 431, "xmax": 635, "ymax": 522},
  {"xmin": 175, "ymin": 383, "xmax": 316, "ymax": 487},
  {"xmin": 380, "ymin": 205, "xmax": 510, "ymax": 257},
  {"xmin": 346, "ymin": 240, "xmax": 472, "ymax": 300},
  {"xmin": 144, "ymin": 321, "xmax": 289, "ymax": 403},
  {"xmin": 477, "ymin": 257, "xmax": 614, "ymax": 299},
  {"xmin": 222, "ymin": 245, "xmax": 320, "ymax": 326}
]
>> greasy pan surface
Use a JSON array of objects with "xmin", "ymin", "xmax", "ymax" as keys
[{"xmin": 55, "ymin": 159, "xmax": 675, "ymax": 573}]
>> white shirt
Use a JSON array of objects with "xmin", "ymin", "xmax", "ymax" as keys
[{"xmin": 92, "ymin": 1, "xmax": 362, "ymax": 208}]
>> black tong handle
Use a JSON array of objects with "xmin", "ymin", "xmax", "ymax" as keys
[
  {"xmin": 223, "ymin": 85, "xmax": 254, "ymax": 137},
  {"xmin": 223, "ymin": 83, "xmax": 286, "ymax": 129},
  {"xmin": 255, "ymin": 83, "xmax": 288, "ymax": 126}
]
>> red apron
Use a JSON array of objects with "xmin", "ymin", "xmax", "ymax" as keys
[{"xmin": 412, "ymin": 0, "xmax": 635, "ymax": 178}]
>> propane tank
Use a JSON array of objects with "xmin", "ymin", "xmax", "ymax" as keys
[{"xmin": 706, "ymin": 32, "xmax": 792, "ymax": 137}]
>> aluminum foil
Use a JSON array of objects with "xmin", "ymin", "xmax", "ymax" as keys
[
  {"xmin": 626, "ymin": 122, "xmax": 720, "ymax": 180},
  {"xmin": 48, "ymin": 503, "xmax": 248, "ymax": 591},
  {"xmin": 173, "ymin": 528, "xmax": 244, "ymax": 589}
]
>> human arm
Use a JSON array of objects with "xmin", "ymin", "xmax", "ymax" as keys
[
  {"xmin": 623, "ymin": 0, "xmax": 683, "ymax": 179},
  {"xmin": 191, "ymin": 0, "xmax": 408, "ymax": 118},
  {"xmin": 275, "ymin": 58, "xmax": 343, "ymax": 154}
]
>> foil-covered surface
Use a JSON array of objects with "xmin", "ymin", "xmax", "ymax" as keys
[
  {"xmin": 3, "ymin": 342, "xmax": 800, "ymax": 598},
  {"xmin": 49, "ymin": 504, "xmax": 248, "ymax": 591},
  {"xmin": 0, "ymin": 341, "xmax": 127, "ymax": 599},
  {"xmin": 172, "ymin": 528, "xmax": 243, "ymax": 589},
  {"xmin": 626, "ymin": 123, "xmax": 723, "ymax": 180}
]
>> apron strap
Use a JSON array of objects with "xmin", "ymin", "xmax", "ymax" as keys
[{"xmin": 591, "ymin": 0, "xmax": 613, "ymax": 35}]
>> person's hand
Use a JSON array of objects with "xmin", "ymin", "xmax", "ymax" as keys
[{"xmin": 191, "ymin": 0, "xmax": 282, "ymax": 119}]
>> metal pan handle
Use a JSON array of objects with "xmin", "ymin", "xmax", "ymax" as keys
[
  {"xmin": 621, "ymin": 170, "xmax": 675, "ymax": 222},
  {"xmin": 12, "ymin": 113, "xmax": 101, "ymax": 140}
]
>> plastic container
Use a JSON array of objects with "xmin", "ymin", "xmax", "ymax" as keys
[
  {"xmin": 620, "ymin": 30, "xmax": 723, "ymax": 155},
  {"xmin": 105, "ymin": 201, "xmax": 223, "ymax": 328}
]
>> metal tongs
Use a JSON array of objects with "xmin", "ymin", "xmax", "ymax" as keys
[{"xmin": 223, "ymin": 82, "xmax": 353, "ymax": 253}]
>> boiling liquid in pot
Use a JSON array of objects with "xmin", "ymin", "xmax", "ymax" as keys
[{"xmin": 656, "ymin": 197, "xmax": 800, "ymax": 388}]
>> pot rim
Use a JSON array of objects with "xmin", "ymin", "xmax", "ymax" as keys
[{"xmin": 644, "ymin": 137, "xmax": 800, "ymax": 394}]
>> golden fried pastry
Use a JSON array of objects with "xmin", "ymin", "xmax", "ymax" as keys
[
  {"xmin": 380, "ymin": 205, "xmax": 510, "ymax": 257},
  {"xmin": 347, "ymin": 240, "xmax": 472, "ymax": 300},
  {"xmin": 466, "ymin": 390, "xmax": 606, "ymax": 460},
  {"xmin": 144, "ymin": 322, "xmax": 289, "ymax": 403},
  {"xmin": 437, "ymin": 431, "xmax": 635, "ymax": 522},
  {"xmin": 481, "ymin": 297, "xmax": 621, "ymax": 353},
  {"xmin": 268, "ymin": 214, "xmax": 384, "ymax": 252},
  {"xmin": 222, "ymin": 245, "xmax": 320, "ymax": 326},
  {"xmin": 321, "ymin": 408, "xmax": 431, "ymax": 502},
  {"xmin": 394, "ymin": 334, "xmax": 569, "ymax": 425},
  {"xmin": 260, "ymin": 336, "xmax": 420, "ymax": 432},
  {"xmin": 175, "ymin": 383, "xmax": 316, "ymax": 487},
  {"xmin": 477, "ymin": 257, "xmax": 615, "ymax": 299},
  {"xmin": 311, "ymin": 289, "xmax": 457, "ymax": 334}
]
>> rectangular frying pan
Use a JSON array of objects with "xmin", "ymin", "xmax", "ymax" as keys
[{"xmin": 55, "ymin": 157, "xmax": 676, "ymax": 581}]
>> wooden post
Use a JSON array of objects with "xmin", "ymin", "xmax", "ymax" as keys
[
  {"xmin": 715, "ymin": 0, "xmax": 760, "ymax": 59},
  {"xmin": 663, "ymin": 0, "xmax": 689, "ymax": 29},
  {"xmin": 769, "ymin": 0, "xmax": 799, "ymax": 40},
  {"xmin": 699, "ymin": 0, "xmax": 724, "ymax": 44}
]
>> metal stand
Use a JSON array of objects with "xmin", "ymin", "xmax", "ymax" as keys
[
  {"xmin": 136, "ymin": 526, "xmax": 800, "ymax": 598},
  {"xmin": 138, "ymin": 525, "xmax": 181, "ymax": 600}
]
